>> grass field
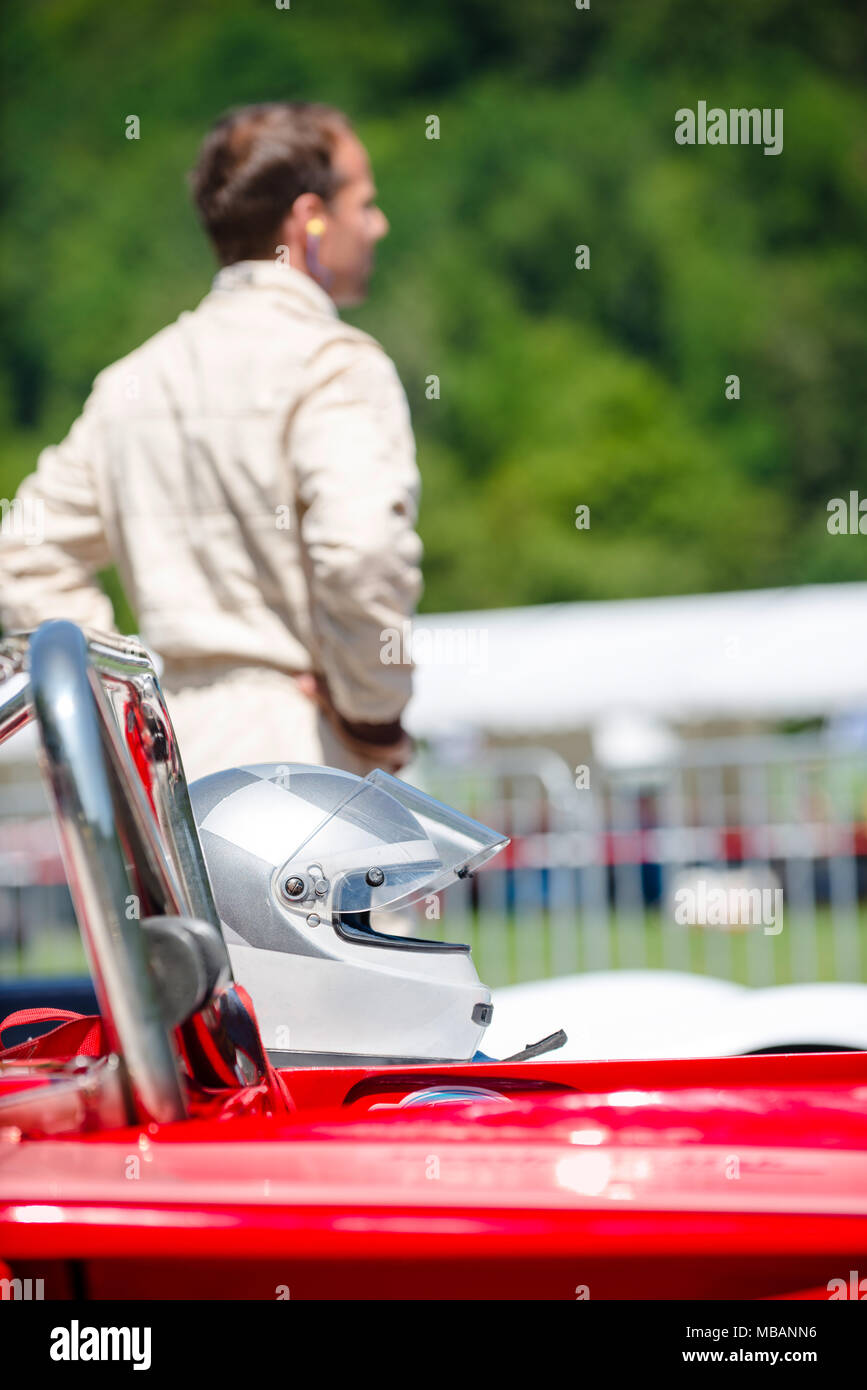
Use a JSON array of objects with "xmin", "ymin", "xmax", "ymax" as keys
[
  {"xmin": 3, "ymin": 910, "xmax": 866, "ymax": 992},
  {"xmin": 0, "ymin": 923, "xmax": 88, "ymax": 981},
  {"xmin": 433, "ymin": 908, "xmax": 867, "ymax": 989}
]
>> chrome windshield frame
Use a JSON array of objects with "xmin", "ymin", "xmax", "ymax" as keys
[{"xmin": 0, "ymin": 621, "xmax": 267, "ymax": 1125}]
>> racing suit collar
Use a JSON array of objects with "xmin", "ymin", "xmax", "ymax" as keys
[{"xmin": 212, "ymin": 259, "xmax": 338, "ymax": 318}]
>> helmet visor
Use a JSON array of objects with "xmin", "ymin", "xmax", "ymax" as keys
[{"xmin": 276, "ymin": 769, "xmax": 509, "ymax": 918}]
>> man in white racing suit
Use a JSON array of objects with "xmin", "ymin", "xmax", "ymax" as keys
[{"xmin": 0, "ymin": 102, "xmax": 421, "ymax": 781}]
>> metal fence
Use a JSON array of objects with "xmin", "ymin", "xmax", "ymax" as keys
[
  {"xmin": 3, "ymin": 733, "xmax": 867, "ymax": 988},
  {"xmin": 417, "ymin": 735, "xmax": 867, "ymax": 988}
]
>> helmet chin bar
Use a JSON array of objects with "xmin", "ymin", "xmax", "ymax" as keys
[
  {"xmin": 260, "ymin": 887, "xmax": 490, "ymax": 1062},
  {"xmin": 226, "ymin": 928, "xmax": 493, "ymax": 1066}
]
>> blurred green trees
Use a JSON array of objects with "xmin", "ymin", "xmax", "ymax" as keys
[{"xmin": 1, "ymin": 0, "xmax": 864, "ymax": 622}]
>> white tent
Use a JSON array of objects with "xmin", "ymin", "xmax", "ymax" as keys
[
  {"xmin": 403, "ymin": 583, "xmax": 867, "ymax": 738},
  {"xmin": 5, "ymin": 583, "xmax": 866, "ymax": 761}
]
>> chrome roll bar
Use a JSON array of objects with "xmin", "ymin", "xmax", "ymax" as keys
[{"xmin": 0, "ymin": 621, "xmax": 268, "ymax": 1125}]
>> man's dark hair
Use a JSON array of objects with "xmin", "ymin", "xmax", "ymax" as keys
[{"xmin": 189, "ymin": 102, "xmax": 352, "ymax": 266}]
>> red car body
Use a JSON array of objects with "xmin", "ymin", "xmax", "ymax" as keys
[{"xmin": 2, "ymin": 1048, "xmax": 867, "ymax": 1300}]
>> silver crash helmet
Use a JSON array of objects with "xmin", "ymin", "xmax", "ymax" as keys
[{"xmin": 189, "ymin": 764, "xmax": 509, "ymax": 1065}]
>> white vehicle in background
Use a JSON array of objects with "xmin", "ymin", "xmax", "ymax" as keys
[{"xmin": 486, "ymin": 970, "xmax": 867, "ymax": 1061}]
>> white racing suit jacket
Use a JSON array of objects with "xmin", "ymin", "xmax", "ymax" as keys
[{"xmin": 0, "ymin": 260, "xmax": 423, "ymax": 781}]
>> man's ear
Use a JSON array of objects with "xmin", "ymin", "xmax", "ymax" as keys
[
  {"xmin": 289, "ymin": 192, "xmax": 325, "ymax": 236},
  {"xmin": 276, "ymin": 195, "xmax": 325, "ymax": 261}
]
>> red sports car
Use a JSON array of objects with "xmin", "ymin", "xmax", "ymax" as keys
[{"xmin": 1, "ymin": 622, "xmax": 866, "ymax": 1302}]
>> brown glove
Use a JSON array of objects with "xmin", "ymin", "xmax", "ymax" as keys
[{"xmin": 295, "ymin": 672, "xmax": 414, "ymax": 774}]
